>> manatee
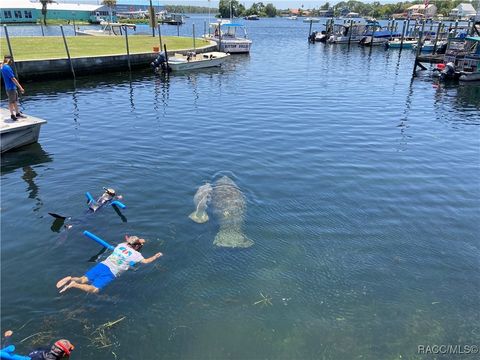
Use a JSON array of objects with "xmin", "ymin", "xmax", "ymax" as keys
[
  {"xmin": 189, "ymin": 183, "xmax": 213, "ymax": 223},
  {"xmin": 211, "ymin": 176, "xmax": 253, "ymax": 248}
]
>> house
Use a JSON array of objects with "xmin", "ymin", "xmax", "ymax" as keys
[
  {"xmin": 449, "ymin": 3, "xmax": 477, "ymax": 19},
  {"xmin": 406, "ymin": 4, "xmax": 437, "ymax": 19},
  {"xmin": 318, "ymin": 9, "xmax": 334, "ymax": 18},
  {"xmin": 1, "ymin": 0, "xmax": 37, "ymax": 23},
  {"xmin": 0, "ymin": 0, "xmax": 116, "ymax": 24}
]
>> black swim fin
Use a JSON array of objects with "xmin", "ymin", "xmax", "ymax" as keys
[{"xmin": 48, "ymin": 212, "xmax": 67, "ymax": 220}]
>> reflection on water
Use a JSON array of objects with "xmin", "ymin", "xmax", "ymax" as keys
[{"xmin": 1, "ymin": 16, "xmax": 479, "ymax": 360}]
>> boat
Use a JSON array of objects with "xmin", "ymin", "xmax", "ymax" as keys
[
  {"xmin": 359, "ymin": 25, "xmax": 400, "ymax": 46},
  {"xmin": 151, "ymin": 51, "xmax": 230, "ymax": 72},
  {"xmin": 76, "ymin": 21, "xmax": 136, "ymax": 36},
  {"xmin": 244, "ymin": 15, "xmax": 260, "ymax": 20},
  {"xmin": 436, "ymin": 36, "xmax": 480, "ymax": 81},
  {"xmin": 303, "ymin": 17, "xmax": 320, "ymax": 23},
  {"xmin": 1, "ymin": 108, "xmax": 47, "ymax": 153},
  {"xmin": 412, "ymin": 40, "xmax": 448, "ymax": 52},
  {"xmin": 287, "ymin": 16, "xmax": 298, "ymax": 20},
  {"xmin": 386, "ymin": 38, "xmax": 417, "ymax": 49},
  {"xmin": 206, "ymin": 21, "xmax": 252, "ymax": 54},
  {"xmin": 159, "ymin": 12, "xmax": 185, "ymax": 25},
  {"xmin": 327, "ymin": 24, "xmax": 367, "ymax": 44}
]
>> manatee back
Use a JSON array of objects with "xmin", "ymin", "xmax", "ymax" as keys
[{"xmin": 212, "ymin": 176, "xmax": 246, "ymax": 222}]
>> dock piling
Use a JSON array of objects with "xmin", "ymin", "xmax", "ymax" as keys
[
  {"xmin": 413, "ymin": 20, "xmax": 427, "ymax": 76},
  {"xmin": 124, "ymin": 25, "xmax": 131, "ymax": 72},
  {"xmin": 432, "ymin": 21, "xmax": 442, "ymax": 55},
  {"xmin": 400, "ymin": 20, "xmax": 406, "ymax": 51},
  {"xmin": 158, "ymin": 24, "xmax": 163, "ymax": 50},
  {"xmin": 60, "ymin": 25, "xmax": 75, "ymax": 79},
  {"xmin": 347, "ymin": 19, "xmax": 353, "ymax": 46},
  {"xmin": 193, "ymin": 24, "xmax": 196, "ymax": 52},
  {"xmin": 40, "ymin": 23, "xmax": 44, "ymax": 36}
]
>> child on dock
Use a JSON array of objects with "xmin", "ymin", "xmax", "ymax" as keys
[
  {"xmin": 56, "ymin": 235, "xmax": 162, "ymax": 294},
  {"xmin": 1, "ymin": 55, "xmax": 26, "ymax": 121}
]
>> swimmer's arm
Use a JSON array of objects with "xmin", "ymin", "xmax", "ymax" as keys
[{"xmin": 141, "ymin": 252, "xmax": 163, "ymax": 264}]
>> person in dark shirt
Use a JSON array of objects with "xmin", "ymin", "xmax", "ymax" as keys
[
  {"xmin": 1, "ymin": 331, "xmax": 74, "ymax": 359},
  {"xmin": 1, "ymin": 55, "xmax": 25, "ymax": 121},
  {"xmin": 28, "ymin": 339, "xmax": 74, "ymax": 360}
]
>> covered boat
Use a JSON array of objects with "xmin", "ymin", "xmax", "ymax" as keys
[{"xmin": 206, "ymin": 21, "xmax": 252, "ymax": 53}]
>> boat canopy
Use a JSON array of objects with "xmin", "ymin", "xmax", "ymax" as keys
[
  {"xmin": 466, "ymin": 36, "xmax": 480, "ymax": 42},
  {"xmin": 222, "ymin": 23, "xmax": 244, "ymax": 27}
]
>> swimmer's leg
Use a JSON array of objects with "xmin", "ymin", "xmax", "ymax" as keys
[
  {"xmin": 61, "ymin": 282, "xmax": 99, "ymax": 294},
  {"xmin": 56, "ymin": 275, "xmax": 88, "ymax": 289}
]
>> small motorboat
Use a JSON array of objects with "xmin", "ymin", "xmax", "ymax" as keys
[
  {"xmin": 386, "ymin": 38, "xmax": 417, "ymax": 49},
  {"xmin": 303, "ymin": 17, "xmax": 320, "ymax": 23},
  {"xmin": 152, "ymin": 51, "xmax": 230, "ymax": 72},
  {"xmin": 76, "ymin": 21, "xmax": 136, "ymax": 36}
]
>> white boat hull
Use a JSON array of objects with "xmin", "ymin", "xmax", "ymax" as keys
[
  {"xmin": 459, "ymin": 72, "xmax": 480, "ymax": 81},
  {"xmin": 207, "ymin": 37, "xmax": 252, "ymax": 53},
  {"xmin": 167, "ymin": 52, "xmax": 230, "ymax": 71},
  {"xmin": 1, "ymin": 109, "xmax": 47, "ymax": 153},
  {"xmin": 327, "ymin": 35, "xmax": 364, "ymax": 44}
]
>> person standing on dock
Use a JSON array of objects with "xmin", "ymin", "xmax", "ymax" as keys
[{"xmin": 1, "ymin": 55, "xmax": 26, "ymax": 121}]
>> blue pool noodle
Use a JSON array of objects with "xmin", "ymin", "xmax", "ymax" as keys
[
  {"xmin": 83, "ymin": 231, "xmax": 136, "ymax": 267},
  {"xmin": 83, "ymin": 231, "xmax": 114, "ymax": 251},
  {"xmin": 111, "ymin": 200, "xmax": 126, "ymax": 209},
  {"xmin": 0, "ymin": 345, "xmax": 31, "ymax": 360},
  {"xmin": 85, "ymin": 192, "xmax": 94, "ymax": 204}
]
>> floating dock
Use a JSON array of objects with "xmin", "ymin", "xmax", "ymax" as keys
[{"xmin": 0, "ymin": 108, "xmax": 47, "ymax": 153}]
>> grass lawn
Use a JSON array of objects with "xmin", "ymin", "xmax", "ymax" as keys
[{"xmin": 1, "ymin": 35, "xmax": 211, "ymax": 61}]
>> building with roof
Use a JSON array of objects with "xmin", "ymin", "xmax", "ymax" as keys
[
  {"xmin": 406, "ymin": 4, "xmax": 437, "ymax": 19},
  {"xmin": 0, "ymin": 0, "xmax": 116, "ymax": 24},
  {"xmin": 449, "ymin": 3, "xmax": 477, "ymax": 19}
]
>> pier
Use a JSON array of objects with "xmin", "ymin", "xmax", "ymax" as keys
[{"xmin": 0, "ymin": 108, "xmax": 47, "ymax": 153}]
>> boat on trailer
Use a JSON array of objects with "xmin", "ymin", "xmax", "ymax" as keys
[{"xmin": 76, "ymin": 21, "xmax": 136, "ymax": 36}]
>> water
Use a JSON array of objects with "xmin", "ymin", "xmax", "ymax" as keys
[{"xmin": 1, "ymin": 16, "xmax": 480, "ymax": 360}]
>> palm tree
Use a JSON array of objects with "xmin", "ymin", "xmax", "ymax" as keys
[
  {"xmin": 102, "ymin": 0, "xmax": 117, "ymax": 23},
  {"xmin": 40, "ymin": 0, "xmax": 53, "ymax": 26}
]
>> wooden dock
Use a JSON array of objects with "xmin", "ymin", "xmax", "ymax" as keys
[{"xmin": 0, "ymin": 108, "xmax": 47, "ymax": 153}]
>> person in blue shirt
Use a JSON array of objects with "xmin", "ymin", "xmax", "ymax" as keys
[{"xmin": 1, "ymin": 55, "xmax": 25, "ymax": 121}]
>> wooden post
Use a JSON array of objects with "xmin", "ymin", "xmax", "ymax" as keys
[
  {"xmin": 452, "ymin": 20, "xmax": 458, "ymax": 38},
  {"xmin": 400, "ymin": 20, "xmax": 406, "ymax": 50},
  {"xmin": 193, "ymin": 23, "xmax": 196, "ymax": 52},
  {"xmin": 347, "ymin": 19, "xmax": 353, "ymax": 45},
  {"xmin": 432, "ymin": 21, "xmax": 442, "ymax": 54},
  {"xmin": 177, "ymin": 22, "xmax": 180, "ymax": 36},
  {"xmin": 3, "ymin": 25, "xmax": 18, "ymax": 79},
  {"xmin": 308, "ymin": 19, "xmax": 313, "ymax": 41},
  {"xmin": 157, "ymin": 24, "xmax": 163, "ymax": 50},
  {"xmin": 405, "ymin": 18, "xmax": 411, "ymax": 38},
  {"xmin": 60, "ymin": 25, "xmax": 75, "ymax": 78},
  {"xmin": 413, "ymin": 20, "xmax": 426, "ymax": 76},
  {"xmin": 73, "ymin": 18, "xmax": 76, "ymax": 36},
  {"xmin": 163, "ymin": 44, "xmax": 170, "ymax": 72},
  {"xmin": 40, "ymin": 23, "xmax": 44, "ymax": 36},
  {"xmin": 124, "ymin": 25, "xmax": 131, "ymax": 71},
  {"xmin": 204, "ymin": 20, "xmax": 207, "ymax": 38},
  {"xmin": 218, "ymin": 24, "xmax": 222, "ymax": 51}
]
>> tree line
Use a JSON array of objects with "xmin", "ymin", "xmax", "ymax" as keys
[
  {"xmin": 310, "ymin": 1, "xmax": 470, "ymax": 18},
  {"xmin": 219, "ymin": 1, "xmax": 277, "ymax": 18}
]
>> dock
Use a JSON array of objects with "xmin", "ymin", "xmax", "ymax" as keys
[{"xmin": 0, "ymin": 108, "xmax": 47, "ymax": 153}]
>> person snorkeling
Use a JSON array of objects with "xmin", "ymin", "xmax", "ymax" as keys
[
  {"xmin": 49, "ymin": 187, "xmax": 126, "ymax": 234},
  {"xmin": 1, "ymin": 331, "xmax": 74, "ymax": 360},
  {"xmin": 56, "ymin": 235, "xmax": 163, "ymax": 294}
]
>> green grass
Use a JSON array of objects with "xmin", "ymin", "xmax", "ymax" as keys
[{"xmin": 1, "ymin": 36, "xmax": 211, "ymax": 61}]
